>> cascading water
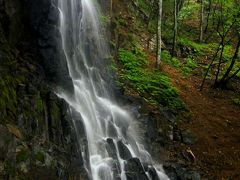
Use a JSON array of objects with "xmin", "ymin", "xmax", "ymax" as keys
[{"xmin": 57, "ymin": 0, "xmax": 169, "ymax": 179}]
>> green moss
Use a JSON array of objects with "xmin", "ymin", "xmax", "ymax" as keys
[
  {"xmin": 116, "ymin": 17, "xmax": 128, "ymax": 27},
  {"xmin": 16, "ymin": 150, "xmax": 28, "ymax": 163},
  {"xmin": 35, "ymin": 151, "xmax": 45, "ymax": 163},
  {"xmin": 0, "ymin": 75, "xmax": 18, "ymax": 121},
  {"xmin": 50, "ymin": 101, "xmax": 61, "ymax": 120},
  {"xmin": 119, "ymin": 48, "xmax": 184, "ymax": 109},
  {"xmin": 99, "ymin": 15, "xmax": 110, "ymax": 27},
  {"xmin": 233, "ymin": 98, "xmax": 240, "ymax": 106}
]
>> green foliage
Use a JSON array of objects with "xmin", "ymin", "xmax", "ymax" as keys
[
  {"xmin": 119, "ymin": 48, "xmax": 184, "ymax": 109},
  {"xmin": 162, "ymin": 50, "xmax": 180, "ymax": 67},
  {"xmin": 178, "ymin": 2, "xmax": 200, "ymax": 21},
  {"xmin": 161, "ymin": 49, "xmax": 197, "ymax": 76},
  {"xmin": 99, "ymin": 15, "xmax": 110, "ymax": 27},
  {"xmin": 179, "ymin": 37, "xmax": 207, "ymax": 55},
  {"xmin": 182, "ymin": 56, "xmax": 198, "ymax": 75},
  {"xmin": 116, "ymin": 17, "xmax": 127, "ymax": 27},
  {"xmin": 135, "ymin": 0, "xmax": 151, "ymax": 14}
]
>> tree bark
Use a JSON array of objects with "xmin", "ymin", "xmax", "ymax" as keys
[
  {"xmin": 156, "ymin": 0, "xmax": 162, "ymax": 68},
  {"xmin": 216, "ymin": 34, "xmax": 240, "ymax": 87},
  {"xmin": 199, "ymin": 0, "xmax": 204, "ymax": 42},
  {"xmin": 172, "ymin": 0, "xmax": 178, "ymax": 56}
]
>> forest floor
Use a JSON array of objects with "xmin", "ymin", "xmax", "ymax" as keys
[
  {"xmin": 112, "ymin": 1, "xmax": 240, "ymax": 179},
  {"xmin": 161, "ymin": 64, "xmax": 240, "ymax": 179}
]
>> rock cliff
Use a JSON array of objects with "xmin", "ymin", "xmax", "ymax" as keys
[{"xmin": 0, "ymin": 0, "xmax": 86, "ymax": 179}]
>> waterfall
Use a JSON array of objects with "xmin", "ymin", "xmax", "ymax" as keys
[{"xmin": 57, "ymin": 0, "xmax": 169, "ymax": 179}]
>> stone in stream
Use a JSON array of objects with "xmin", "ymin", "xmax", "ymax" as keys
[
  {"xmin": 105, "ymin": 138, "xmax": 121, "ymax": 177},
  {"xmin": 147, "ymin": 166, "xmax": 160, "ymax": 180},
  {"xmin": 117, "ymin": 140, "xmax": 132, "ymax": 160},
  {"xmin": 106, "ymin": 138, "xmax": 118, "ymax": 159},
  {"xmin": 124, "ymin": 158, "xmax": 148, "ymax": 180}
]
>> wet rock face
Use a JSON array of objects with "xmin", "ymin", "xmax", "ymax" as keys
[
  {"xmin": 117, "ymin": 140, "xmax": 132, "ymax": 160},
  {"xmin": 0, "ymin": 0, "xmax": 87, "ymax": 179},
  {"xmin": 0, "ymin": 0, "xmax": 74, "ymax": 92},
  {"xmin": 23, "ymin": 0, "xmax": 74, "ymax": 91},
  {"xmin": 125, "ymin": 158, "xmax": 149, "ymax": 180}
]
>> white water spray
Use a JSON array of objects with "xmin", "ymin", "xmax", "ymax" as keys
[{"xmin": 57, "ymin": 0, "xmax": 169, "ymax": 179}]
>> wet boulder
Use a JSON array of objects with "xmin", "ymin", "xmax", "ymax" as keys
[
  {"xmin": 124, "ymin": 158, "xmax": 148, "ymax": 180},
  {"xmin": 117, "ymin": 140, "xmax": 132, "ymax": 160},
  {"xmin": 147, "ymin": 166, "xmax": 160, "ymax": 180},
  {"xmin": 106, "ymin": 138, "xmax": 118, "ymax": 159}
]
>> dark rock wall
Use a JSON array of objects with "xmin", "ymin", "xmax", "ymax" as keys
[
  {"xmin": 0, "ymin": 0, "xmax": 86, "ymax": 179},
  {"xmin": 1, "ymin": 0, "xmax": 73, "ymax": 91},
  {"xmin": 22, "ymin": 0, "xmax": 73, "ymax": 91}
]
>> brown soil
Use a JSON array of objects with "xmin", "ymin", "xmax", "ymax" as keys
[{"xmin": 162, "ymin": 64, "xmax": 240, "ymax": 180}]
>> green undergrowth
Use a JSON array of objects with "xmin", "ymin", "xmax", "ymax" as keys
[
  {"xmin": 162, "ymin": 50, "xmax": 198, "ymax": 76},
  {"xmin": 118, "ymin": 48, "xmax": 184, "ymax": 109},
  {"xmin": 134, "ymin": 0, "xmax": 151, "ymax": 15},
  {"xmin": 162, "ymin": 50, "xmax": 180, "ymax": 68},
  {"xmin": 182, "ymin": 56, "xmax": 198, "ymax": 75},
  {"xmin": 162, "ymin": 37, "xmax": 238, "ymax": 79},
  {"xmin": 179, "ymin": 37, "xmax": 208, "ymax": 55},
  {"xmin": 178, "ymin": 2, "xmax": 200, "ymax": 21}
]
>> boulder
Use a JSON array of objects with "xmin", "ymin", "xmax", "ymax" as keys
[
  {"xmin": 124, "ymin": 158, "xmax": 148, "ymax": 180},
  {"xmin": 117, "ymin": 140, "xmax": 132, "ymax": 160}
]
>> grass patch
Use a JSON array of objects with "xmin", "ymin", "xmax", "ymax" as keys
[{"xmin": 119, "ymin": 48, "xmax": 184, "ymax": 109}]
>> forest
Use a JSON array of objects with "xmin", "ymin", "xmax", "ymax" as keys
[
  {"xmin": 107, "ymin": 0, "xmax": 240, "ymax": 179},
  {"xmin": 0, "ymin": 0, "xmax": 239, "ymax": 179}
]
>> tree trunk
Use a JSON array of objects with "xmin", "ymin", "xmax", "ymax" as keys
[
  {"xmin": 204, "ymin": 0, "xmax": 212, "ymax": 34},
  {"xmin": 199, "ymin": 0, "xmax": 204, "ymax": 42},
  {"xmin": 110, "ymin": 0, "xmax": 113, "ymax": 16},
  {"xmin": 216, "ymin": 34, "xmax": 240, "ymax": 87},
  {"xmin": 172, "ymin": 0, "xmax": 178, "ymax": 56},
  {"xmin": 156, "ymin": 0, "xmax": 162, "ymax": 68}
]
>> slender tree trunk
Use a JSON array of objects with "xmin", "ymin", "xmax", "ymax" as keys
[
  {"xmin": 172, "ymin": 0, "xmax": 178, "ymax": 56},
  {"xmin": 200, "ymin": 42, "xmax": 222, "ymax": 90},
  {"xmin": 110, "ymin": 0, "xmax": 113, "ymax": 16},
  {"xmin": 204, "ymin": 0, "xmax": 212, "ymax": 33},
  {"xmin": 199, "ymin": 0, "xmax": 204, "ymax": 42},
  {"xmin": 217, "ymin": 34, "xmax": 240, "ymax": 87},
  {"xmin": 156, "ymin": 0, "xmax": 162, "ymax": 68},
  {"xmin": 214, "ymin": 37, "xmax": 225, "ymax": 86}
]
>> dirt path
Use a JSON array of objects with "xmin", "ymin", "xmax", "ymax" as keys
[{"xmin": 162, "ymin": 64, "xmax": 240, "ymax": 179}]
